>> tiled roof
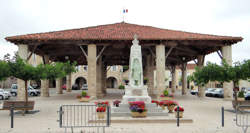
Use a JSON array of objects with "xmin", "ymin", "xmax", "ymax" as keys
[{"xmin": 5, "ymin": 22, "xmax": 242, "ymax": 42}]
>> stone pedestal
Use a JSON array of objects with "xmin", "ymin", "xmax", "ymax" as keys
[
  {"xmin": 197, "ymin": 55, "xmax": 205, "ymax": 97},
  {"xmin": 222, "ymin": 46, "xmax": 233, "ymax": 99},
  {"xmin": 145, "ymin": 55, "xmax": 155, "ymax": 97},
  {"xmin": 181, "ymin": 63, "xmax": 187, "ymax": 95},
  {"xmin": 88, "ymin": 44, "xmax": 97, "ymax": 98},
  {"xmin": 66, "ymin": 74, "xmax": 72, "ymax": 92},
  {"xmin": 156, "ymin": 44, "xmax": 165, "ymax": 99},
  {"xmin": 122, "ymin": 85, "xmax": 151, "ymax": 103},
  {"xmin": 56, "ymin": 78, "xmax": 63, "ymax": 94},
  {"xmin": 171, "ymin": 66, "xmax": 176, "ymax": 93},
  {"xmin": 41, "ymin": 55, "xmax": 50, "ymax": 97},
  {"xmin": 17, "ymin": 45, "xmax": 28, "ymax": 100},
  {"xmin": 41, "ymin": 80, "xmax": 49, "ymax": 97}
]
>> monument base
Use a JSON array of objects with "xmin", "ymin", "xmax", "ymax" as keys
[
  {"xmin": 122, "ymin": 95, "xmax": 152, "ymax": 104},
  {"xmin": 122, "ymin": 85, "xmax": 151, "ymax": 104},
  {"xmin": 112, "ymin": 103, "xmax": 168, "ymax": 117}
]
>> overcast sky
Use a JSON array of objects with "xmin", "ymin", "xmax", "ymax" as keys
[{"xmin": 0, "ymin": 0, "xmax": 249, "ymax": 64}]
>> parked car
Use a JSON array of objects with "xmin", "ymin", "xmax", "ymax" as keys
[
  {"xmin": 81, "ymin": 84, "xmax": 88, "ymax": 90},
  {"xmin": 10, "ymin": 84, "xmax": 40, "ymax": 96},
  {"xmin": 31, "ymin": 83, "xmax": 40, "ymax": 89},
  {"xmin": 211, "ymin": 88, "xmax": 224, "ymax": 98},
  {"xmin": 205, "ymin": 88, "xmax": 216, "ymax": 97},
  {"xmin": 190, "ymin": 89, "xmax": 198, "ymax": 95},
  {"xmin": 72, "ymin": 84, "xmax": 79, "ymax": 90},
  {"xmin": 243, "ymin": 87, "xmax": 250, "ymax": 94},
  {"xmin": 245, "ymin": 91, "xmax": 250, "ymax": 100},
  {"xmin": 0, "ymin": 89, "xmax": 10, "ymax": 100}
]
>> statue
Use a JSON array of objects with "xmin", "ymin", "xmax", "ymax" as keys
[
  {"xmin": 131, "ymin": 58, "xmax": 142, "ymax": 86},
  {"xmin": 129, "ymin": 34, "xmax": 143, "ymax": 87},
  {"xmin": 121, "ymin": 34, "xmax": 151, "ymax": 103}
]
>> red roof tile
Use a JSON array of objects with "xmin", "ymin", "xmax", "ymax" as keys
[{"xmin": 5, "ymin": 22, "xmax": 243, "ymax": 42}]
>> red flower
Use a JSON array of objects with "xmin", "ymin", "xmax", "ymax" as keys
[
  {"xmin": 96, "ymin": 107, "xmax": 106, "ymax": 112},
  {"xmin": 174, "ymin": 107, "xmax": 184, "ymax": 112}
]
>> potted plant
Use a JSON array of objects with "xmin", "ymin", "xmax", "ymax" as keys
[
  {"xmin": 174, "ymin": 106, "xmax": 184, "ymax": 118},
  {"xmin": 238, "ymin": 90, "xmax": 245, "ymax": 101},
  {"xmin": 151, "ymin": 100, "xmax": 159, "ymax": 106},
  {"xmin": 79, "ymin": 91, "xmax": 91, "ymax": 102},
  {"xmin": 165, "ymin": 100, "xmax": 178, "ymax": 113},
  {"xmin": 129, "ymin": 101, "xmax": 147, "ymax": 117},
  {"xmin": 95, "ymin": 101, "xmax": 109, "ymax": 119},
  {"xmin": 123, "ymin": 78, "xmax": 129, "ymax": 85},
  {"xmin": 96, "ymin": 106, "xmax": 106, "ymax": 119},
  {"xmin": 119, "ymin": 85, "xmax": 125, "ymax": 89},
  {"xmin": 76, "ymin": 94, "xmax": 81, "ymax": 99},
  {"xmin": 113, "ymin": 100, "xmax": 121, "ymax": 107},
  {"xmin": 160, "ymin": 90, "xmax": 174, "ymax": 100},
  {"xmin": 143, "ymin": 77, "xmax": 148, "ymax": 85}
]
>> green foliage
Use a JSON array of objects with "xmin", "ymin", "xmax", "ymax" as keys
[
  {"xmin": 190, "ymin": 59, "xmax": 250, "ymax": 86},
  {"xmin": 119, "ymin": 85, "xmax": 125, "ymax": 89},
  {"xmin": 238, "ymin": 91, "xmax": 244, "ymax": 98},
  {"xmin": 163, "ymin": 90, "xmax": 168, "ymax": 96},
  {"xmin": 81, "ymin": 91, "xmax": 87, "ymax": 97},
  {"xmin": 123, "ymin": 65, "xmax": 129, "ymax": 72},
  {"xmin": 8, "ymin": 57, "xmax": 41, "ymax": 81},
  {"xmin": 0, "ymin": 60, "xmax": 11, "ymax": 81},
  {"xmin": 63, "ymin": 61, "xmax": 77, "ymax": 74},
  {"xmin": 37, "ymin": 62, "xmax": 66, "ymax": 80}
]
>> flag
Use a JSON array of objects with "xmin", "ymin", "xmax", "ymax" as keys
[{"xmin": 123, "ymin": 9, "xmax": 128, "ymax": 13}]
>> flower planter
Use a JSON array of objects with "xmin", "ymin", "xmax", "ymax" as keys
[
  {"xmin": 175, "ymin": 111, "xmax": 183, "ymax": 118},
  {"xmin": 160, "ymin": 97, "xmax": 173, "ymax": 101},
  {"xmin": 97, "ymin": 112, "xmax": 105, "ymax": 119},
  {"xmin": 167, "ymin": 105, "xmax": 176, "ymax": 113},
  {"xmin": 238, "ymin": 97, "xmax": 245, "ymax": 102},
  {"xmin": 79, "ymin": 97, "xmax": 90, "ymax": 102},
  {"xmin": 131, "ymin": 111, "xmax": 147, "ymax": 118}
]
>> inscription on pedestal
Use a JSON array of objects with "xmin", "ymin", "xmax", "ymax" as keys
[{"xmin": 132, "ymin": 89, "xmax": 142, "ymax": 96}]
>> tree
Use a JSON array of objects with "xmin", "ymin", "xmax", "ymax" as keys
[
  {"xmin": 8, "ymin": 57, "xmax": 42, "ymax": 102},
  {"xmin": 190, "ymin": 59, "xmax": 250, "ymax": 106},
  {"xmin": 0, "ymin": 60, "xmax": 11, "ymax": 81},
  {"xmin": 7, "ymin": 57, "xmax": 77, "ymax": 102}
]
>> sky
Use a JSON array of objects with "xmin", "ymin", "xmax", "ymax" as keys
[{"xmin": 0, "ymin": 0, "xmax": 249, "ymax": 64}]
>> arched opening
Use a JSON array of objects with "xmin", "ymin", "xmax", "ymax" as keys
[
  {"xmin": 49, "ymin": 79, "xmax": 56, "ymax": 88},
  {"xmin": 30, "ymin": 80, "xmax": 41, "ymax": 89},
  {"xmin": 75, "ymin": 77, "xmax": 87, "ymax": 90},
  {"xmin": 106, "ymin": 77, "xmax": 118, "ymax": 88}
]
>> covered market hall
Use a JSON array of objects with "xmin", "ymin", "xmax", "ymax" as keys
[{"xmin": 5, "ymin": 22, "xmax": 243, "ymax": 100}]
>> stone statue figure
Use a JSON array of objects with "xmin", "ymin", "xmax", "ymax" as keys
[{"xmin": 131, "ymin": 58, "xmax": 142, "ymax": 86}]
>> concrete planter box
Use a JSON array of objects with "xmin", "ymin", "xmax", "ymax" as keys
[
  {"xmin": 131, "ymin": 111, "xmax": 147, "ymax": 117},
  {"xmin": 175, "ymin": 111, "xmax": 183, "ymax": 118}
]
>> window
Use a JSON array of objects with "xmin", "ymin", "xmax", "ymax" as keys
[{"xmin": 112, "ymin": 66, "xmax": 116, "ymax": 71}]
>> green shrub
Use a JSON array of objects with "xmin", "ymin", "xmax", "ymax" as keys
[
  {"xmin": 238, "ymin": 91, "xmax": 244, "ymax": 98},
  {"xmin": 119, "ymin": 85, "xmax": 125, "ymax": 89},
  {"xmin": 163, "ymin": 90, "xmax": 168, "ymax": 96},
  {"xmin": 82, "ymin": 91, "xmax": 87, "ymax": 97}
]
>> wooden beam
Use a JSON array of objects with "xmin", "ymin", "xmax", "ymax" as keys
[
  {"xmin": 175, "ymin": 46, "xmax": 198, "ymax": 54},
  {"xmin": 96, "ymin": 46, "xmax": 107, "ymax": 62},
  {"xmin": 79, "ymin": 46, "xmax": 88, "ymax": 58},
  {"xmin": 216, "ymin": 50, "xmax": 223, "ymax": 60},
  {"xmin": 148, "ymin": 47, "xmax": 156, "ymax": 58},
  {"xmin": 27, "ymin": 44, "xmax": 38, "ymax": 61},
  {"xmin": 165, "ymin": 46, "xmax": 174, "ymax": 59},
  {"xmin": 193, "ymin": 59, "xmax": 198, "ymax": 65}
]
